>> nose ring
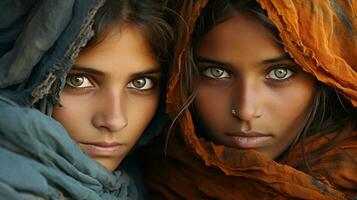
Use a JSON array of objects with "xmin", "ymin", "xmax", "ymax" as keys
[
  {"xmin": 232, "ymin": 108, "xmax": 262, "ymax": 118},
  {"xmin": 231, "ymin": 108, "xmax": 238, "ymax": 116}
]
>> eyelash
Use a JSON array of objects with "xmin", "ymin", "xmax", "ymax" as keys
[
  {"xmin": 265, "ymin": 65, "xmax": 296, "ymax": 83},
  {"xmin": 199, "ymin": 65, "xmax": 296, "ymax": 84},
  {"xmin": 65, "ymin": 73, "xmax": 158, "ymax": 93},
  {"xmin": 65, "ymin": 73, "xmax": 94, "ymax": 90},
  {"xmin": 200, "ymin": 66, "xmax": 232, "ymax": 80},
  {"xmin": 127, "ymin": 77, "xmax": 157, "ymax": 92}
]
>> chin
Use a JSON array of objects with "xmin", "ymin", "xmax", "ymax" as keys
[{"xmin": 95, "ymin": 157, "xmax": 122, "ymax": 171}]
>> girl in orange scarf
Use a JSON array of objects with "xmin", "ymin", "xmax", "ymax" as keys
[{"xmin": 143, "ymin": 0, "xmax": 357, "ymax": 199}]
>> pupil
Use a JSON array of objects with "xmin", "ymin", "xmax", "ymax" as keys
[
  {"xmin": 212, "ymin": 68, "xmax": 223, "ymax": 77},
  {"xmin": 275, "ymin": 68, "xmax": 287, "ymax": 78},
  {"xmin": 71, "ymin": 76, "xmax": 84, "ymax": 86},
  {"xmin": 133, "ymin": 79, "xmax": 146, "ymax": 88}
]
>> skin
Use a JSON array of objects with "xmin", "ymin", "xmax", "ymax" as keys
[
  {"xmin": 194, "ymin": 13, "xmax": 316, "ymax": 159},
  {"xmin": 52, "ymin": 25, "xmax": 161, "ymax": 171}
]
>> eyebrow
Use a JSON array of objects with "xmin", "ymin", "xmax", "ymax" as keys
[
  {"xmin": 196, "ymin": 53, "xmax": 293, "ymax": 67},
  {"xmin": 196, "ymin": 56, "xmax": 231, "ymax": 67},
  {"xmin": 71, "ymin": 64, "xmax": 162, "ymax": 77},
  {"xmin": 131, "ymin": 68, "xmax": 162, "ymax": 77},
  {"xmin": 71, "ymin": 65, "xmax": 105, "ymax": 76},
  {"xmin": 261, "ymin": 53, "xmax": 292, "ymax": 64}
]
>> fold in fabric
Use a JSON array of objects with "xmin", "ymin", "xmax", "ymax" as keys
[
  {"xmin": 258, "ymin": 0, "xmax": 357, "ymax": 106},
  {"xmin": 0, "ymin": 96, "xmax": 137, "ymax": 199},
  {"xmin": 145, "ymin": 131, "xmax": 357, "ymax": 199},
  {"xmin": 0, "ymin": 0, "xmax": 74, "ymax": 89}
]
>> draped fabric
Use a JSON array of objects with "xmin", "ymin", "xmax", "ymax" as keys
[
  {"xmin": 0, "ymin": 0, "xmax": 102, "ymax": 110},
  {"xmin": 143, "ymin": 0, "xmax": 357, "ymax": 199},
  {"xmin": 146, "ymin": 131, "xmax": 357, "ymax": 199},
  {"xmin": 258, "ymin": 0, "xmax": 357, "ymax": 107},
  {"xmin": 0, "ymin": 97, "xmax": 137, "ymax": 199}
]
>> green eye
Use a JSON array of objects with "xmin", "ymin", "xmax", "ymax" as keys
[
  {"xmin": 274, "ymin": 68, "xmax": 288, "ymax": 78},
  {"xmin": 66, "ymin": 74, "xmax": 93, "ymax": 88},
  {"xmin": 266, "ymin": 67, "xmax": 294, "ymax": 81},
  {"xmin": 133, "ymin": 78, "xmax": 146, "ymax": 88},
  {"xmin": 211, "ymin": 68, "xmax": 224, "ymax": 77},
  {"xmin": 202, "ymin": 67, "xmax": 230, "ymax": 79},
  {"xmin": 68, "ymin": 75, "xmax": 84, "ymax": 86},
  {"xmin": 127, "ymin": 77, "xmax": 154, "ymax": 91}
]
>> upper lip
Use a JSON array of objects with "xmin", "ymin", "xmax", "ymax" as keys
[{"xmin": 226, "ymin": 131, "xmax": 271, "ymax": 137}]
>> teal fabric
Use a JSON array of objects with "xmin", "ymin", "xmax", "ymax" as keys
[
  {"xmin": 0, "ymin": 96, "xmax": 140, "ymax": 199},
  {"xmin": 0, "ymin": 0, "xmax": 74, "ymax": 89},
  {"xmin": 0, "ymin": 0, "xmax": 103, "ymax": 111}
]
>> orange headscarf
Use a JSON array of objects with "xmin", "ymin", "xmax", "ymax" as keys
[{"xmin": 144, "ymin": 0, "xmax": 357, "ymax": 199}]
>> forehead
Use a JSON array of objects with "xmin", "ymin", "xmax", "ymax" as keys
[
  {"xmin": 76, "ymin": 25, "xmax": 160, "ymax": 74},
  {"xmin": 196, "ymin": 13, "xmax": 285, "ymax": 64}
]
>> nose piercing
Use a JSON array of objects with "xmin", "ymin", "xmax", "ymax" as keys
[
  {"xmin": 231, "ymin": 108, "xmax": 238, "ymax": 116},
  {"xmin": 232, "ymin": 108, "xmax": 262, "ymax": 118}
]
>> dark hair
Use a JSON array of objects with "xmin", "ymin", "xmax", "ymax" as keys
[
  {"xmin": 172, "ymin": 0, "xmax": 357, "ymax": 169},
  {"xmin": 35, "ymin": 0, "xmax": 174, "ymax": 113},
  {"xmin": 84, "ymin": 0, "xmax": 174, "ymax": 64}
]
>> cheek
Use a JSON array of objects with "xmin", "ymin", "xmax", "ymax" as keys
[
  {"xmin": 194, "ymin": 85, "xmax": 230, "ymax": 132},
  {"xmin": 267, "ymin": 81, "xmax": 316, "ymax": 132},
  {"xmin": 52, "ymin": 93, "xmax": 92, "ymax": 140},
  {"xmin": 127, "ymin": 93, "xmax": 160, "ymax": 137}
]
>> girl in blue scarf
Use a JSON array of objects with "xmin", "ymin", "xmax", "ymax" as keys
[{"xmin": 0, "ymin": 0, "xmax": 173, "ymax": 199}]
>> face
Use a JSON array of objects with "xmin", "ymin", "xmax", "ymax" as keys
[
  {"xmin": 52, "ymin": 25, "xmax": 161, "ymax": 171},
  {"xmin": 194, "ymin": 13, "xmax": 316, "ymax": 159}
]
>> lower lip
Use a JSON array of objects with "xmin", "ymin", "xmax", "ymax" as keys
[
  {"xmin": 79, "ymin": 143, "xmax": 123, "ymax": 157},
  {"xmin": 231, "ymin": 135, "xmax": 272, "ymax": 149}
]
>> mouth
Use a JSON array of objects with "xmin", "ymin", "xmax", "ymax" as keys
[
  {"xmin": 79, "ymin": 142, "xmax": 124, "ymax": 157},
  {"xmin": 226, "ymin": 131, "xmax": 272, "ymax": 149}
]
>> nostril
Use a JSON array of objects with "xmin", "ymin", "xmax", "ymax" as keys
[
  {"xmin": 103, "ymin": 114, "xmax": 128, "ymax": 132},
  {"xmin": 92, "ymin": 109, "xmax": 128, "ymax": 133}
]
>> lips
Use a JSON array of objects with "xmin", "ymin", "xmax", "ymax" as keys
[
  {"xmin": 226, "ymin": 131, "xmax": 272, "ymax": 149},
  {"xmin": 79, "ymin": 142, "xmax": 124, "ymax": 157}
]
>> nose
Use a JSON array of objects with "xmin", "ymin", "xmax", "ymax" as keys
[
  {"xmin": 92, "ymin": 91, "xmax": 128, "ymax": 133},
  {"xmin": 232, "ymin": 80, "xmax": 263, "ymax": 121}
]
